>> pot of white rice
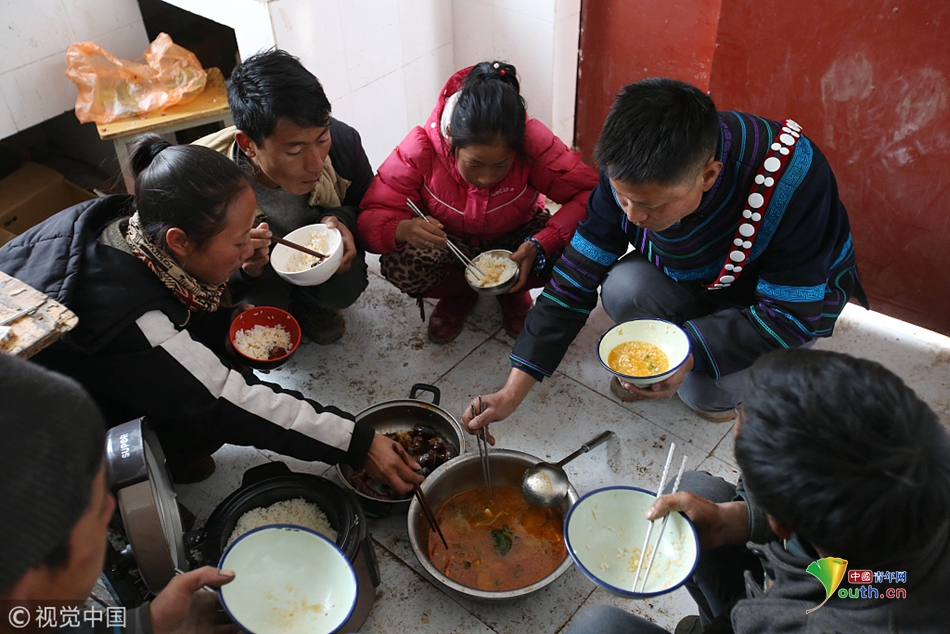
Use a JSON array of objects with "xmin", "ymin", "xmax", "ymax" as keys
[{"xmin": 197, "ymin": 461, "xmax": 378, "ymax": 633}]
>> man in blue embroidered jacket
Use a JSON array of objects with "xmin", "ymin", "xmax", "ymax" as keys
[{"xmin": 462, "ymin": 77, "xmax": 868, "ymax": 432}]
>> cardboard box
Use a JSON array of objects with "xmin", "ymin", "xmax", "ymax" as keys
[
  {"xmin": 0, "ymin": 228, "xmax": 15, "ymax": 248},
  {"xmin": 0, "ymin": 163, "xmax": 96, "ymax": 243}
]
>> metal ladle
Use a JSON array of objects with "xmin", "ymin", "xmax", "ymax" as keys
[{"xmin": 521, "ymin": 430, "xmax": 614, "ymax": 508}]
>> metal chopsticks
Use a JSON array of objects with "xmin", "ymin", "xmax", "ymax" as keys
[
  {"xmin": 631, "ymin": 442, "xmax": 674, "ymax": 590},
  {"xmin": 405, "ymin": 198, "xmax": 487, "ymax": 279},
  {"xmin": 471, "ymin": 395, "xmax": 493, "ymax": 503},
  {"xmin": 633, "ymin": 444, "xmax": 689, "ymax": 593},
  {"xmin": 638, "ymin": 455, "xmax": 688, "ymax": 592}
]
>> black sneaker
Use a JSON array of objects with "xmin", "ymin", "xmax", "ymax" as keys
[
  {"xmin": 294, "ymin": 306, "xmax": 346, "ymax": 345},
  {"xmin": 609, "ymin": 376, "xmax": 646, "ymax": 402},
  {"xmin": 169, "ymin": 455, "xmax": 216, "ymax": 484},
  {"xmin": 674, "ymin": 615, "xmax": 703, "ymax": 634}
]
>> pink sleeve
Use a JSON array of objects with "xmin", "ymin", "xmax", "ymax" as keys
[
  {"xmin": 522, "ymin": 120, "xmax": 599, "ymax": 255},
  {"xmin": 357, "ymin": 128, "xmax": 431, "ymax": 254}
]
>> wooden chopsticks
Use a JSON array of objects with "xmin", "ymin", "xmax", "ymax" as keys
[
  {"xmin": 392, "ymin": 442, "xmax": 448, "ymax": 549},
  {"xmin": 414, "ymin": 484, "xmax": 448, "ymax": 549},
  {"xmin": 271, "ymin": 235, "xmax": 328, "ymax": 261}
]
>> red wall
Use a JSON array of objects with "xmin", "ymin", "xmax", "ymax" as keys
[
  {"xmin": 578, "ymin": 0, "xmax": 950, "ymax": 335},
  {"xmin": 576, "ymin": 0, "xmax": 722, "ymax": 163},
  {"xmin": 710, "ymin": 0, "xmax": 950, "ymax": 335}
]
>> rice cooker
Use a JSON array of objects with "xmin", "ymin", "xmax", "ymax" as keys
[{"xmin": 104, "ymin": 417, "xmax": 380, "ymax": 632}]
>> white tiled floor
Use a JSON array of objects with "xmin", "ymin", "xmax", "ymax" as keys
[{"xmin": 176, "ymin": 257, "xmax": 950, "ymax": 633}]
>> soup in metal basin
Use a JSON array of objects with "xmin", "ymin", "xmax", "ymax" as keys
[{"xmin": 427, "ymin": 485, "xmax": 565, "ymax": 591}]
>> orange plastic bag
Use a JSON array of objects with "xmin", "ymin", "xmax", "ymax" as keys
[{"xmin": 65, "ymin": 32, "xmax": 207, "ymax": 124}]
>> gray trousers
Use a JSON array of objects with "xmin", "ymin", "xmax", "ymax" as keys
[
  {"xmin": 601, "ymin": 254, "xmax": 813, "ymax": 413},
  {"xmin": 566, "ymin": 471, "xmax": 760, "ymax": 634}
]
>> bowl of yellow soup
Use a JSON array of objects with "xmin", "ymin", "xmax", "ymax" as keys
[{"xmin": 597, "ymin": 318, "xmax": 691, "ymax": 387}]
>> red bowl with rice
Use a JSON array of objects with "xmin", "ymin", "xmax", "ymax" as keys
[{"xmin": 229, "ymin": 306, "xmax": 301, "ymax": 370}]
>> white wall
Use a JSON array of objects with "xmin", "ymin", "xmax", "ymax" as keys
[
  {"xmin": 0, "ymin": 0, "xmax": 149, "ymax": 139},
  {"xmin": 0, "ymin": 0, "xmax": 582, "ymax": 168},
  {"xmin": 266, "ymin": 0, "xmax": 456, "ymax": 170},
  {"xmin": 183, "ymin": 0, "xmax": 581, "ymax": 168},
  {"xmin": 161, "ymin": 0, "xmax": 276, "ymax": 64},
  {"xmin": 451, "ymin": 0, "xmax": 581, "ymax": 147}
]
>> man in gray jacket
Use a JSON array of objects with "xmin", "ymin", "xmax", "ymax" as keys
[
  {"xmin": 195, "ymin": 49, "xmax": 374, "ymax": 344},
  {"xmin": 567, "ymin": 349, "xmax": 950, "ymax": 633}
]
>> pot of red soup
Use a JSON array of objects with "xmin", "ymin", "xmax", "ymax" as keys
[{"xmin": 407, "ymin": 449, "xmax": 578, "ymax": 600}]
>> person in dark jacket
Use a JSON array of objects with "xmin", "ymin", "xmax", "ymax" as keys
[
  {"xmin": 567, "ymin": 349, "xmax": 950, "ymax": 633},
  {"xmin": 0, "ymin": 136, "xmax": 422, "ymax": 491},
  {"xmin": 194, "ymin": 49, "xmax": 374, "ymax": 345},
  {"xmin": 463, "ymin": 78, "xmax": 868, "ymax": 437},
  {"xmin": 0, "ymin": 353, "xmax": 236, "ymax": 634}
]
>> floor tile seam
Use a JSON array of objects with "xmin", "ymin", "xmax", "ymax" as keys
[
  {"xmin": 427, "ymin": 330, "xmax": 503, "ymax": 387},
  {"xmin": 548, "ymin": 373, "xmax": 705, "ymax": 463},
  {"xmin": 553, "ymin": 587, "xmax": 598, "ymax": 633},
  {"xmin": 364, "ymin": 267, "xmax": 506, "ymax": 346},
  {"xmin": 565, "ymin": 372, "xmax": 732, "ymax": 451},
  {"xmin": 709, "ymin": 429, "xmax": 737, "ymax": 467},
  {"xmin": 551, "ymin": 370, "xmax": 657, "ymax": 426},
  {"xmin": 369, "ymin": 537, "xmax": 502, "ymax": 632}
]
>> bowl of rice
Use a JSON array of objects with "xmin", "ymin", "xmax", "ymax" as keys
[
  {"xmin": 271, "ymin": 224, "xmax": 344, "ymax": 286},
  {"xmin": 597, "ymin": 318, "xmax": 691, "ymax": 388},
  {"xmin": 465, "ymin": 249, "xmax": 519, "ymax": 295},
  {"xmin": 218, "ymin": 525, "xmax": 358, "ymax": 634},
  {"xmin": 564, "ymin": 486, "xmax": 699, "ymax": 599},
  {"xmin": 230, "ymin": 306, "xmax": 302, "ymax": 370}
]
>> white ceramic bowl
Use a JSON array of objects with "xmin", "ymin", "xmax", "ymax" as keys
[
  {"xmin": 564, "ymin": 487, "xmax": 699, "ymax": 598},
  {"xmin": 271, "ymin": 224, "xmax": 344, "ymax": 286},
  {"xmin": 597, "ymin": 318, "xmax": 692, "ymax": 387},
  {"xmin": 465, "ymin": 249, "xmax": 519, "ymax": 296},
  {"xmin": 218, "ymin": 525, "xmax": 357, "ymax": 634}
]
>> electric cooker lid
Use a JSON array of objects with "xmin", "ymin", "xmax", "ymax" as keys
[{"xmin": 105, "ymin": 417, "xmax": 186, "ymax": 594}]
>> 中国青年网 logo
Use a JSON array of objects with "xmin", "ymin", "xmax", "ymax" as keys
[{"xmin": 805, "ymin": 558, "xmax": 908, "ymax": 613}]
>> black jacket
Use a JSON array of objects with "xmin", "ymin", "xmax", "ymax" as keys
[{"xmin": 0, "ymin": 196, "xmax": 373, "ymax": 468}]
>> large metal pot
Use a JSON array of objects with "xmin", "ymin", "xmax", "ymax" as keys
[
  {"xmin": 407, "ymin": 449, "xmax": 578, "ymax": 601},
  {"xmin": 336, "ymin": 384, "xmax": 466, "ymax": 517}
]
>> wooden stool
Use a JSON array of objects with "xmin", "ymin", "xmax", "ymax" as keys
[{"xmin": 96, "ymin": 67, "xmax": 232, "ymax": 193}]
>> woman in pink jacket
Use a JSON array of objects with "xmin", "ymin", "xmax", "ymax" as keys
[{"xmin": 357, "ymin": 61, "xmax": 598, "ymax": 343}]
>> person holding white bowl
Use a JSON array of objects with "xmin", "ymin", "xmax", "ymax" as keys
[
  {"xmin": 566, "ymin": 349, "xmax": 950, "ymax": 633},
  {"xmin": 195, "ymin": 49, "xmax": 373, "ymax": 345},
  {"xmin": 462, "ymin": 78, "xmax": 867, "ymax": 436},
  {"xmin": 0, "ymin": 135, "xmax": 422, "ymax": 492}
]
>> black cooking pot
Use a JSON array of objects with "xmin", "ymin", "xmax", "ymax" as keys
[{"xmin": 193, "ymin": 461, "xmax": 380, "ymax": 633}]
